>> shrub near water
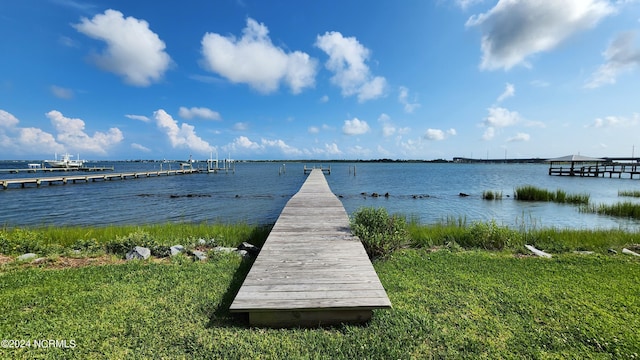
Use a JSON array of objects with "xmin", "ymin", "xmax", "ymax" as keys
[{"xmin": 351, "ymin": 207, "xmax": 409, "ymax": 259}]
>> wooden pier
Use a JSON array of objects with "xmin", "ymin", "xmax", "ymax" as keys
[
  {"xmin": 0, "ymin": 169, "xmax": 199, "ymax": 189},
  {"xmin": 230, "ymin": 169, "xmax": 391, "ymax": 327},
  {"xmin": 549, "ymin": 163, "xmax": 640, "ymax": 179},
  {"xmin": 303, "ymin": 164, "xmax": 331, "ymax": 174},
  {"xmin": 547, "ymin": 155, "xmax": 640, "ymax": 179}
]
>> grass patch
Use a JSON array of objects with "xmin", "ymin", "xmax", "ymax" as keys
[
  {"xmin": 482, "ymin": 190, "xmax": 503, "ymax": 200},
  {"xmin": 619, "ymin": 189, "xmax": 640, "ymax": 198},
  {"xmin": 514, "ymin": 185, "xmax": 590, "ymax": 205},
  {"xmin": 582, "ymin": 201, "xmax": 640, "ymax": 220},
  {"xmin": 0, "ymin": 223, "xmax": 272, "ymax": 256},
  {"xmin": 0, "ymin": 250, "xmax": 638, "ymax": 358},
  {"xmin": 409, "ymin": 219, "xmax": 638, "ymax": 253}
]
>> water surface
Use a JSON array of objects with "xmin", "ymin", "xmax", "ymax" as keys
[{"xmin": 1, "ymin": 161, "xmax": 639, "ymax": 230}]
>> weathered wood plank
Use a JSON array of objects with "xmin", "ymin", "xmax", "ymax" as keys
[{"xmin": 229, "ymin": 169, "xmax": 391, "ymax": 326}]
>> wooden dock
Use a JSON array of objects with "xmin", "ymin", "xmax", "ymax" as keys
[
  {"xmin": 0, "ymin": 169, "xmax": 199, "ymax": 189},
  {"xmin": 549, "ymin": 163, "xmax": 640, "ymax": 179},
  {"xmin": 229, "ymin": 169, "xmax": 391, "ymax": 327},
  {"xmin": 303, "ymin": 164, "xmax": 330, "ymax": 174}
]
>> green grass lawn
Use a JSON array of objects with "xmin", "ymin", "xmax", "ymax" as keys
[{"xmin": 1, "ymin": 250, "xmax": 638, "ymax": 359}]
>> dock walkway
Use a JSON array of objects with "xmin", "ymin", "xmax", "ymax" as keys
[
  {"xmin": 229, "ymin": 169, "xmax": 391, "ymax": 327},
  {"xmin": 0, "ymin": 169, "xmax": 199, "ymax": 189}
]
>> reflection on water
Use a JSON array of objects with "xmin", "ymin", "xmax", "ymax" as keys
[{"xmin": 1, "ymin": 161, "xmax": 639, "ymax": 230}]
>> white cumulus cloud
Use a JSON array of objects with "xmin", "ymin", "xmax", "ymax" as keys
[
  {"xmin": 425, "ymin": 128, "xmax": 457, "ymax": 141},
  {"xmin": 230, "ymin": 136, "xmax": 260, "ymax": 151},
  {"xmin": 46, "ymin": 110, "xmax": 123, "ymax": 154},
  {"xmin": 496, "ymin": 83, "xmax": 515, "ymax": 102},
  {"xmin": 223, "ymin": 136, "xmax": 301, "ymax": 156},
  {"xmin": 200, "ymin": 18, "xmax": 317, "ymax": 94},
  {"xmin": 342, "ymin": 117, "xmax": 370, "ymax": 135},
  {"xmin": 73, "ymin": 9, "xmax": 172, "ymax": 86},
  {"xmin": 466, "ymin": 0, "xmax": 615, "ymax": 70},
  {"xmin": 178, "ymin": 106, "xmax": 221, "ymax": 121},
  {"xmin": 0, "ymin": 110, "xmax": 20, "ymax": 127},
  {"xmin": 261, "ymin": 138, "xmax": 302, "ymax": 156},
  {"xmin": 153, "ymin": 109, "xmax": 213, "ymax": 154},
  {"xmin": 315, "ymin": 31, "xmax": 387, "ymax": 102},
  {"xmin": 585, "ymin": 31, "xmax": 640, "ymax": 88},
  {"xmin": 484, "ymin": 106, "xmax": 522, "ymax": 128},
  {"xmin": 378, "ymin": 113, "xmax": 410, "ymax": 138},
  {"xmin": 324, "ymin": 143, "xmax": 342, "ymax": 155},
  {"xmin": 1, "ymin": 109, "xmax": 121, "ymax": 155}
]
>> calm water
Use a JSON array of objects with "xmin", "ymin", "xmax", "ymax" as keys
[{"xmin": 1, "ymin": 161, "xmax": 640, "ymax": 230}]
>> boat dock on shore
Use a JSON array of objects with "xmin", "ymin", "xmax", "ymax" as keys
[
  {"xmin": 547, "ymin": 155, "xmax": 640, "ymax": 179},
  {"xmin": 230, "ymin": 168, "xmax": 390, "ymax": 327},
  {"xmin": 0, "ymin": 168, "xmax": 199, "ymax": 189}
]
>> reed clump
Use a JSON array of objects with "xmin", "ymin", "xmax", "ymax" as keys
[
  {"xmin": 482, "ymin": 190, "xmax": 503, "ymax": 200},
  {"xmin": 514, "ymin": 185, "xmax": 589, "ymax": 205},
  {"xmin": 582, "ymin": 201, "xmax": 640, "ymax": 220},
  {"xmin": 618, "ymin": 189, "xmax": 640, "ymax": 198}
]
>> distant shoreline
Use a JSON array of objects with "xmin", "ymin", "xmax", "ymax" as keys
[{"xmin": 2, "ymin": 157, "xmax": 638, "ymax": 164}]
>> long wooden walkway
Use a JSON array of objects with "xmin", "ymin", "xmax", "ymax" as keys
[
  {"xmin": 0, "ymin": 169, "xmax": 199, "ymax": 189},
  {"xmin": 230, "ymin": 169, "xmax": 391, "ymax": 327}
]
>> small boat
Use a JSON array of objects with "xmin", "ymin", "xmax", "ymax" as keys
[
  {"xmin": 45, "ymin": 153, "xmax": 86, "ymax": 168},
  {"xmin": 180, "ymin": 155, "xmax": 195, "ymax": 169}
]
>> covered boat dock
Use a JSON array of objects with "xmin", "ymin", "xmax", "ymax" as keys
[{"xmin": 547, "ymin": 155, "xmax": 640, "ymax": 179}]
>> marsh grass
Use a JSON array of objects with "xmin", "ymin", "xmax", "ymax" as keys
[
  {"xmin": 582, "ymin": 201, "xmax": 640, "ymax": 220},
  {"xmin": 0, "ymin": 223, "xmax": 272, "ymax": 256},
  {"xmin": 482, "ymin": 190, "xmax": 503, "ymax": 200},
  {"xmin": 618, "ymin": 189, "xmax": 640, "ymax": 197},
  {"xmin": 408, "ymin": 218, "xmax": 637, "ymax": 253},
  {"xmin": 515, "ymin": 185, "xmax": 590, "ymax": 205}
]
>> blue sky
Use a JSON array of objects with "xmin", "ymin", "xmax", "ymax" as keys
[{"xmin": 1, "ymin": 0, "xmax": 639, "ymax": 160}]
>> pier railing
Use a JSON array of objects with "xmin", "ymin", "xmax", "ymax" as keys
[
  {"xmin": 0, "ymin": 168, "xmax": 199, "ymax": 189},
  {"xmin": 303, "ymin": 164, "xmax": 331, "ymax": 174},
  {"xmin": 549, "ymin": 163, "xmax": 640, "ymax": 179}
]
